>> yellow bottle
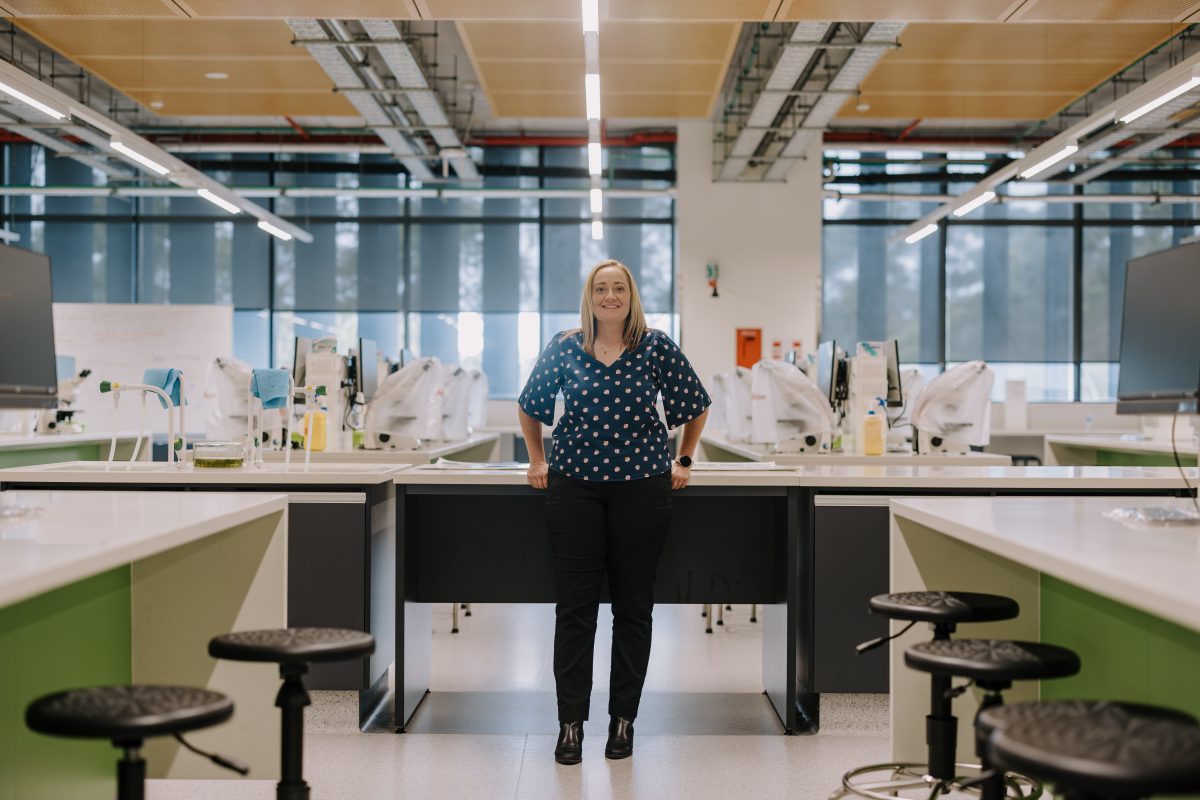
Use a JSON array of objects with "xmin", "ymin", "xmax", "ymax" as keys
[
  {"xmin": 303, "ymin": 409, "xmax": 328, "ymax": 452},
  {"xmin": 863, "ymin": 410, "xmax": 885, "ymax": 456}
]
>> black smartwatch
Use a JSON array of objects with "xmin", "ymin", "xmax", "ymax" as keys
[{"xmin": 676, "ymin": 455, "xmax": 693, "ymax": 468}]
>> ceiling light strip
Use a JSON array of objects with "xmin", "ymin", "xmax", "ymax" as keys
[
  {"xmin": 110, "ymin": 140, "xmax": 171, "ymax": 176},
  {"xmin": 197, "ymin": 188, "xmax": 241, "ymax": 215},
  {"xmin": 904, "ymin": 223, "xmax": 938, "ymax": 244},
  {"xmin": 582, "ymin": 0, "xmax": 602, "ymax": 240},
  {"xmin": 257, "ymin": 220, "xmax": 293, "ymax": 242},
  {"xmin": 952, "ymin": 190, "xmax": 997, "ymax": 218},
  {"xmin": 1019, "ymin": 143, "xmax": 1078, "ymax": 180}
]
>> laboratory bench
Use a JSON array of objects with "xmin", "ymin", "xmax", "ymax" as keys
[
  {"xmin": 375, "ymin": 463, "xmax": 1196, "ymax": 737},
  {"xmin": 699, "ymin": 432, "xmax": 1012, "ymax": 466},
  {"xmin": 888, "ymin": 494, "xmax": 1200, "ymax": 765},
  {"xmin": 0, "ymin": 461, "xmax": 405, "ymax": 692},
  {"xmin": 1044, "ymin": 433, "xmax": 1199, "ymax": 467},
  {"xmin": 0, "ymin": 431, "xmax": 148, "ymax": 468},
  {"xmin": 259, "ymin": 431, "xmax": 500, "ymax": 465},
  {"xmin": 0, "ymin": 489, "xmax": 289, "ymax": 800}
]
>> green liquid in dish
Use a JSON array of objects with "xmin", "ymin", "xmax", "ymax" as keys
[{"xmin": 193, "ymin": 457, "xmax": 245, "ymax": 469}]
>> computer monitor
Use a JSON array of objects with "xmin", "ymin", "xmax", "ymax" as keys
[
  {"xmin": 292, "ymin": 336, "xmax": 313, "ymax": 388},
  {"xmin": 816, "ymin": 340, "xmax": 837, "ymax": 404},
  {"xmin": 1116, "ymin": 241, "xmax": 1200, "ymax": 415},
  {"xmin": 0, "ymin": 245, "xmax": 57, "ymax": 409},
  {"xmin": 356, "ymin": 337, "xmax": 379, "ymax": 402},
  {"xmin": 884, "ymin": 339, "xmax": 903, "ymax": 408}
]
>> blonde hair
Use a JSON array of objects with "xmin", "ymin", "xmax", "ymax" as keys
[{"xmin": 567, "ymin": 259, "xmax": 648, "ymax": 355}]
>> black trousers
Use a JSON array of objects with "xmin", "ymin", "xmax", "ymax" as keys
[{"xmin": 545, "ymin": 469, "xmax": 673, "ymax": 722}]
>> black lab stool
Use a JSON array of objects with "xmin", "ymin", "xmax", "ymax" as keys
[
  {"xmin": 209, "ymin": 627, "xmax": 374, "ymax": 800},
  {"xmin": 26, "ymin": 684, "xmax": 243, "ymax": 800},
  {"xmin": 989, "ymin": 703, "xmax": 1200, "ymax": 800}
]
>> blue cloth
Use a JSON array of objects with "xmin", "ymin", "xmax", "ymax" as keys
[
  {"xmin": 251, "ymin": 368, "xmax": 291, "ymax": 410},
  {"xmin": 518, "ymin": 329, "xmax": 711, "ymax": 483},
  {"xmin": 142, "ymin": 368, "xmax": 182, "ymax": 409}
]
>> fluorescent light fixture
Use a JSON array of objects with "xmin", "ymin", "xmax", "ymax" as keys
[
  {"xmin": 581, "ymin": 0, "xmax": 599, "ymax": 33},
  {"xmin": 1019, "ymin": 143, "xmax": 1078, "ymax": 180},
  {"xmin": 1119, "ymin": 75, "xmax": 1200, "ymax": 124},
  {"xmin": 197, "ymin": 188, "xmax": 241, "ymax": 214},
  {"xmin": 0, "ymin": 79, "xmax": 66, "ymax": 120},
  {"xmin": 591, "ymin": 219, "xmax": 604, "ymax": 240},
  {"xmin": 904, "ymin": 223, "xmax": 938, "ymax": 244},
  {"xmin": 590, "ymin": 187, "xmax": 603, "ymax": 214},
  {"xmin": 257, "ymin": 220, "xmax": 293, "ymax": 241},
  {"xmin": 952, "ymin": 190, "xmax": 997, "ymax": 218},
  {"xmin": 585, "ymin": 73, "xmax": 601, "ymax": 120},
  {"xmin": 110, "ymin": 140, "xmax": 171, "ymax": 176},
  {"xmin": 588, "ymin": 142, "xmax": 602, "ymax": 176}
]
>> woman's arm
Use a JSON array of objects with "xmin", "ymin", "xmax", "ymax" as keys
[
  {"xmin": 518, "ymin": 408, "xmax": 549, "ymax": 489},
  {"xmin": 672, "ymin": 408, "xmax": 709, "ymax": 489}
]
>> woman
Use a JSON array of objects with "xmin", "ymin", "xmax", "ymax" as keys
[{"xmin": 517, "ymin": 259, "xmax": 710, "ymax": 765}]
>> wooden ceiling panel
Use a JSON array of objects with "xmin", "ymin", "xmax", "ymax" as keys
[
  {"xmin": 0, "ymin": 0, "xmax": 179, "ymax": 15},
  {"xmin": 16, "ymin": 18, "xmax": 302, "ymax": 58},
  {"xmin": 474, "ymin": 61, "xmax": 582, "ymax": 93},
  {"xmin": 889, "ymin": 22, "xmax": 1179, "ymax": 63},
  {"xmin": 600, "ymin": 21, "xmax": 740, "ymax": 60},
  {"xmin": 488, "ymin": 91, "xmax": 585, "ymax": 116},
  {"xmin": 841, "ymin": 92, "xmax": 1079, "ymax": 119},
  {"xmin": 418, "ymin": 0, "xmax": 576, "ymax": 19},
  {"xmin": 457, "ymin": 21, "xmax": 581, "ymax": 60},
  {"xmin": 176, "ymin": 0, "xmax": 417, "ymax": 18},
  {"xmin": 605, "ymin": 93, "xmax": 712, "ymax": 116},
  {"xmin": 1010, "ymin": 0, "xmax": 1200, "ymax": 21},
  {"xmin": 90, "ymin": 57, "xmax": 335, "ymax": 93},
  {"xmin": 605, "ymin": 0, "xmax": 778, "ymax": 20},
  {"xmin": 126, "ymin": 89, "xmax": 357, "ymax": 116},
  {"xmin": 777, "ymin": 0, "xmax": 1019, "ymax": 21},
  {"xmin": 862, "ymin": 61, "xmax": 1141, "ymax": 95}
]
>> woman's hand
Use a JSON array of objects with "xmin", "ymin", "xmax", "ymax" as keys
[
  {"xmin": 527, "ymin": 459, "xmax": 549, "ymax": 490},
  {"xmin": 671, "ymin": 462, "xmax": 691, "ymax": 490}
]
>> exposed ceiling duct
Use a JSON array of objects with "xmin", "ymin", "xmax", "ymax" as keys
[
  {"xmin": 716, "ymin": 21, "xmax": 904, "ymax": 183},
  {"xmin": 358, "ymin": 19, "xmax": 479, "ymax": 181},
  {"xmin": 287, "ymin": 18, "xmax": 435, "ymax": 181}
]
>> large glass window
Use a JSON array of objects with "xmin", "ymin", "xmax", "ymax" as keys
[
  {"xmin": 822, "ymin": 148, "xmax": 1200, "ymax": 402},
  {"xmin": 5, "ymin": 144, "xmax": 675, "ymax": 399}
]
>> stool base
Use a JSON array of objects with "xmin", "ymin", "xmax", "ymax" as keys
[{"xmin": 833, "ymin": 761, "xmax": 1043, "ymax": 800}]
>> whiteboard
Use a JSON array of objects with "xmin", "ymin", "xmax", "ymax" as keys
[{"xmin": 53, "ymin": 303, "xmax": 233, "ymax": 436}]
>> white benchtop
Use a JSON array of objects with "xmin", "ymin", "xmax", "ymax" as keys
[
  {"xmin": 0, "ymin": 490, "xmax": 287, "ymax": 607},
  {"xmin": 0, "ymin": 431, "xmax": 143, "ymax": 451},
  {"xmin": 392, "ymin": 464, "xmax": 1198, "ymax": 490},
  {"xmin": 890, "ymin": 495, "xmax": 1200, "ymax": 634},
  {"xmin": 0, "ymin": 461, "xmax": 405, "ymax": 485},
  {"xmin": 700, "ymin": 433, "xmax": 1012, "ymax": 466},
  {"xmin": 1045, "ymin": 434, "xmax": 1199, "ymax": 456},
  {"xmin": 259, "ymin": 432, "xmax": 499, "ymax": 465}
]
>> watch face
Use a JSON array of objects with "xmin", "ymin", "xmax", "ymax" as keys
[{"xmin": 678, "ymin": 455, "xmax": 692, "ymax": 468}]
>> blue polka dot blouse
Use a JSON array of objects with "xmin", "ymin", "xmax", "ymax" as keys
[{"xmin": 518, "ymin": 329, "xmax": 712, "ymax": 482}]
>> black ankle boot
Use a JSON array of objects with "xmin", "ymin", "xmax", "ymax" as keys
[
  {"xmin": 605, "ymin": 716, "xmax": 634, "ymax": 759},
  {"xmin": 555, "ymin": 721, "xmax": 584, "ymax": 765}
]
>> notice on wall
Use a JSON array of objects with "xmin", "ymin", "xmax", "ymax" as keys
[{"xmin": 52, "ymin": 303, "xmax": 233, "ymax": 436}]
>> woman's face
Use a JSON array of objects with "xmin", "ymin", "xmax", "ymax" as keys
[{"xmin": 591, "ymin": 266, "xmax": 631, "ymax": 326}]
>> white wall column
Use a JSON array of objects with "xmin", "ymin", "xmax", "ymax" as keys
[{"xmin": 675, "ymin": 121, "xmax": 824, "ymax": 385}]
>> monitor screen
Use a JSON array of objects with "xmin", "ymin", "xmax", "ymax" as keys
[
  {"xmin": 292, "ymin": 336, "xmax": 313, "ymax": 387},
  {"xmin": 885, "ymin": 339, "xmax": 903, "ymax": 408},
  {"xmin": 0, "ymin": 245, "xmax": 57, "ymax": 409},
  {"xmin": 1116, "ymin": 241, "xmax": 1200, "ymax": 414},
  {"xmin": 356, "ymin": 337, "xmax": 378, "ymax": 402},
  {"xmin": 816, "ymin": 340, "xmax": 836, "ymax": 404}
]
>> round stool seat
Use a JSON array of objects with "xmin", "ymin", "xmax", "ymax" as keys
[
  {"xmin": 208, "ymin": 627, "xmax": 374, "ymax": 664},
  {"xmin": 905, "ymin": 639, "xmax": 1080, "ymax": 683},
  {"xmin": 868, "ymin": 591, "xmax": 1019, "ymax": 624},
  {"xmin": 978, "ymin": 699, "xmax": 1198, "ymax": 742},
  {"xmin": 991, "ymin": 710, "xmax": 1200, "ymax": 797},
  {"xmin": 26, "ymin": 685, "xmax": 232, "ymax": 741}
]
